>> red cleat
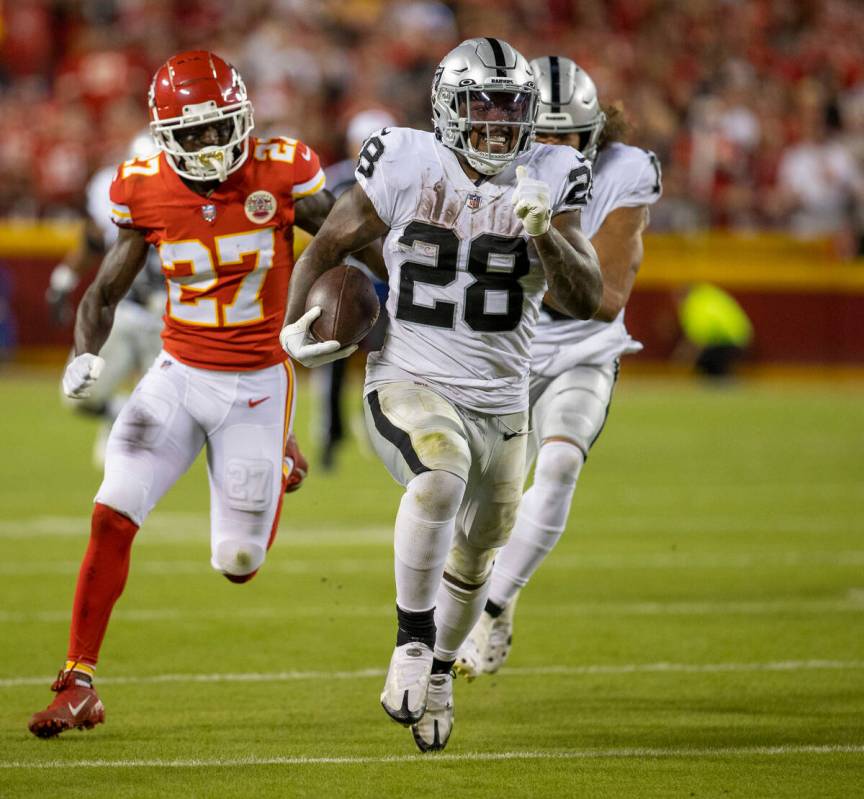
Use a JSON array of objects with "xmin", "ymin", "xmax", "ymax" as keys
[
  {"xmin": 284, "ymin": 433, "xmax": 308, "ymax": 493},
  {"xmin": 28, "ymin": 670, "xmax": 105, "ymax": 739}
]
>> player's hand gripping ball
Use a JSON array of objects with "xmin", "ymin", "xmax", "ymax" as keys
[
  {"xmin": 279, "ymin": 266, "xmax": 379, "ymax": 368},
  {"xmin": 305, "ymin": 265, "xmax": 380, "ymax": 347}
]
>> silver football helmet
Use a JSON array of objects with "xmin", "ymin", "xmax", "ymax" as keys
[
  {"xmin": 531, "ymin": 56, "xmax": 606, "ymax": 161},
  {"xmin": 432, "ymin": 38, "xmax": 538, "ymax": 175}
]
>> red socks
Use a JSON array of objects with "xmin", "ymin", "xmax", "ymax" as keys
[{"xmin": 66, "ymin": 503, "xmax": 139, "ymax": 666}]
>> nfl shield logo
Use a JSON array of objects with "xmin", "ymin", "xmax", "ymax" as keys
[
  {"xmin": 201, "ymin": 204, "xmax": 217, "ymax": 222},
  {"xmin": 466, "ymin": 193, "xmax": 482, "ymax": 210}
]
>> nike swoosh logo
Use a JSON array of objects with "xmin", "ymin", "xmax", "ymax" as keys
[
  {"xmin": 68, "ymin": 699, "xmax": 88, "ymax": 717},
  {"xmin": 503, "ymin": 430, "xmax": 524, "ymax": 441},
  {"xmin": 248, "ymin": 396, "xmax": 270, "ymax": 408},
  {"xmin": 301, "ymin": 146, "xmax": 312, "ymax": 161}
]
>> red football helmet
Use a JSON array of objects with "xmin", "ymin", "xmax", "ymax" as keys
[{"xmin": 148, "ymin": 51, "xmax": 254, "ymax": 182}]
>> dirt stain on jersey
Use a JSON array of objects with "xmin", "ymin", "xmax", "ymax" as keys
[
  {"xmin": 415, "ymin": 174, "xmax": 467, "ymax": 228},
  {"xmin": 415, "ymin": 172, "xmax": 524, "ymax": 240}
]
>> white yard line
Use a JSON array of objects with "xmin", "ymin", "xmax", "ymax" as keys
[
  {"xmin": 1, "ymin": 744, "xmax": 862, "ymax": 770},
  {"xmin": 2, "ymin": 659, "xmax": 862, "ymax": 688},
  {"xmin": 0, "ymin": 514, "xmax": 858, "ymax": 540},
  {"xmin": 0, "ymin": 516, "xmax": 392, "ymax": 544},
  {"xmin": 2, "ymin": 596, "xmax": 863, "ymax": 625},
  {"xmin": 3, "ymin": 550, "xmax": 864, "ymax": 576}
]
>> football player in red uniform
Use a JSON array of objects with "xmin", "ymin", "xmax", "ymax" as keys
[{"xmin": 28, "ymin": 50, "xmax": 348, "ymax": 738}]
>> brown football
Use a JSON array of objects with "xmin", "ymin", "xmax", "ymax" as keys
[{"xmin": 306, "ymin": 265, "xmax": 380, "ymax": 347}]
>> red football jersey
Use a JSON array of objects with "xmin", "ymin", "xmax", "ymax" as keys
[{"xmin": 109, "ymin": 136, "xmax": 325, "ymax": 370}]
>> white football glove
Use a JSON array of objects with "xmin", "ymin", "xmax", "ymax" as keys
[
  {"xmin": 279, "ymin": 306, "xmax": 357, "ymax": 368},
  {"xmin": 512, "ymin": 165, "xmax": 552, "ymax": 236},
  {"xmin": 62, "ymin": 353, "xmax": 105, "ymax": 399}
]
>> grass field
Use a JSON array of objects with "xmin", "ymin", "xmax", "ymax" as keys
[{"xmin": 0, "ymin": 368, "xmax": 862, "ymax": 797}]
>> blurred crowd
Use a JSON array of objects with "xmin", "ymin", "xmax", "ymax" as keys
[{"xmin": 3, "ymin": 0, "xmax": 864, "ymax": 253}]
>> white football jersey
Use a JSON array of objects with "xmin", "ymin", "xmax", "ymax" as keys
[
  {"xmin": 356, "ymin": 127, "xmax": 592, "ymax": 414},
  {"xmin": 530, "ymin": 142, "xmax": 662, "ymax": 376}
]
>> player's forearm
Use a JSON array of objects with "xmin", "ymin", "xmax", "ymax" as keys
[
  {"xmin": 73, "ymin": 283, "xmax": 117, "ymax": 356},
  {"xmin": 594, "ymin": 256, "xmax": 639, "ymax": 321},
  {"xmin": 533, "ymin": 228, "xmax": 602, "ymax": 320},
  {"xmin": 594, "ymin": 285, "xmax": 628, "ymax": 322},
  {"xmin": 591, "ymin": 207, "xmax": 648, "ymax": 322},
  {"xmin": 71, "ymin": 229, "xmax": 149, "ymax": 355}
]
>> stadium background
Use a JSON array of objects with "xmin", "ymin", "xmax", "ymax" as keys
[
  {"xmin": 1, "ymin": 0, "xmax": 864, "ymax": 366},
  {"xmin": 0, "ymin": 2, "xmax": 862, "ymax": 797}
]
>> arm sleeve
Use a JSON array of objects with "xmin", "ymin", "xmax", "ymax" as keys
[
  {"xmin": 353, "ymin": 127, "xmax": 400, "ymax": 227},
  {"xmin": 551, "ymin": 147, "xmax": 594, "ymax": 214},
  {"xmin": 291, "ymin": 140, "xmax": 326, "ymax": 198},
  {"xmin": 108, "ymin": 167, "xmax": 141, "ymax": 230},
  {"xmin": 619, "ymin": 150, "xmax": 663, "ymax": 207}
]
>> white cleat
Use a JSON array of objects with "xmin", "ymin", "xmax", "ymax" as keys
[
  {"xmin": 411, "ymin": 671, "xmax": 454, "ymax": 752},
  {"xmin": 455, "ymin": 594, "xmax": 518, "ymax": 680},
  {"xmin": 380, "ymin": 642, "xmax": 433, "ymax": 725}
]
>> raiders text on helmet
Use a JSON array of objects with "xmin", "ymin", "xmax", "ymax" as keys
[
  {"xmin": 431, "ymin": 37, "xmax": 538, "ymax": 175},
  {"xmin": 531, "ymin": 56, "xmax": 606, "ymax": 161},
  {"xmin": 149, "ymin": 51, "xmax": 254, "ymax": 182}
]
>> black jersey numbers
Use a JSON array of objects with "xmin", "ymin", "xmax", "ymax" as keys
[
  {"xmin": 464, "ymin": 233, "xmax": 530, "ymax": 331},
  {"xmin": 395, "ymin": 221, "xmax": 529, "ymax": 333},
  {"xmin": 563, "ymin": 164, "xmax": 592, "ymax": 205},
  {"xmin": 395, "ymin": 222, "xmax": 459, "ymax": 328},
  {"xmin": 647, "ymin": 151, "xmax": 662, "ymax": 194},
  {"xmin": 356, "ymin": 129, "xmax": 390, "ymax": 178}
]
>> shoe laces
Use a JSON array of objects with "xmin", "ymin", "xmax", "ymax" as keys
[
  {"xmin": 51, "ymin": 661, "xmax": 92, "ymax": 692},
  {"xmin": 49, "ymin": 671, "xmax": 71, "ymax": 693}
]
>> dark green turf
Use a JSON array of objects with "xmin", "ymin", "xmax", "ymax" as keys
[{"xmin": 0, "ymin": 369, "xmax": 862, "ymax": 797}]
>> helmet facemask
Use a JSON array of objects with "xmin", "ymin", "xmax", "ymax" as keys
[
  {"xmin": 434, "ymin": 85, "xmax": 537, "ymax": 175},
  {"xmin": 150, "ymin": 99, "xmax": 254, "ymax": 182}
]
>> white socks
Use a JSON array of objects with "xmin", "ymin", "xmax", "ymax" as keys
[
  {"xmin": 394, "ymin": 470, "xmax": 466, "ymax": 612},
  {"xmin": 489, "ymin": 441, "xmax": 584, "ymax": 608},
  {"xmin": 434, "ymin": 574, "xmax": 491, "ymax": 662}
]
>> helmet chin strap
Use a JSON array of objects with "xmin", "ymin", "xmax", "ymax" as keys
[{"xmin": 196, "ymin": 147, "xmax": 228, "ymax": 182}]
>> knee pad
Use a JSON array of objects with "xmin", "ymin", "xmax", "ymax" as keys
[
  {"xmin": 535, "ymin": 440, "xmax": 584, "ymax": 488},
  {"xmin": 212, "ymin": 539, "xmax": 266, "ymax": 578},
  {"xmin": 411, "ymin": 427, "xmax": 471, "ymax": 482},
  {"xmin": 94, "ymin": 459, "xmax": 152, "ymax": 527},
  {"xmin": 394, "ymin": 470, "xmax": 465, "ymax": 573},
  {"xmin": 533, "ymin": 365, "xmax": 616, "ymax": 454},
  {"xmin": 406, "ymin": 470, "xmax": 466, "ymax": 521},
  {"xmin": 445, "ymin": 540, "xmax": 497, "ymax": 587}
]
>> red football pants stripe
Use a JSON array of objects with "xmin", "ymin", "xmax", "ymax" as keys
[{"xmin": 268, "ymin": 359, "xmax": 295, "ymax": 550}]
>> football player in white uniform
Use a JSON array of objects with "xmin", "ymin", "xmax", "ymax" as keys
[
  {"xmin": 281, "ymin": 38, "xmax": 602, "ymax": 751},
  {"xmin": 47, "ymin": 132, "xmax": 165, "ymax": 468},
  {"xmin": 456, "ymin": 57, "xmax": 663, "ymax": 678}
]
